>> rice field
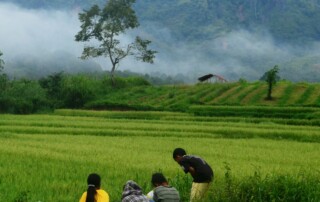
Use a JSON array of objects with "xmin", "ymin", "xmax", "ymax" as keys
[{"xmin": 0, "ymin": 109, "xmax": 319, "ymax": 201}]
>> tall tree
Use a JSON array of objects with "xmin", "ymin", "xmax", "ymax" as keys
[
  {"xmin": 260, "ymin": 65, "xmax": 280, "ymax": 100},
  {"xmin": 75, "ymin": 0, "xmax": 156, "ymax": 86}
]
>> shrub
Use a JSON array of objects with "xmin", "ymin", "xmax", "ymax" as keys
[
  {"xmin": 0, "ymin": 79, "xmax": 50, "ymax": 114},
  {"xmin": 212, "ymin": 165, "xmax": 320, "ymax": 202},
  {"xmin": 102, "ymin": 76, "xmax": 150, "ymax": 89},
  {"xmin": 61, "ymin": 75, "xmax": 98, "ymax": 108},
  {"xmin": 39, "ymin": 72, "xmax": 64, "ymax": 107}
]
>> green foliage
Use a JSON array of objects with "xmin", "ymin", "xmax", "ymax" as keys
[
  {"xmin": 261, "ymin": 65, "xmax": 280, "ymax": 100},
  {"xmin": 102, "ymin": 76, "xmax": 150, "ymax": 89},
  {"xmin": 61, "ymin": 74, "xmax": 99, "ymax": 108},
  {"xmin": 14, "ymin": 191, "xmax": 30, "ymax": 202},
  {"xmin": 169, "ymin": 173, "xmax": 192, "ymax": 202},
  {"xmin": 214, "ymin": 166, "xmax": 320, "ymax": 202},
  {"xmin": 0, "ymin": 74, "xmax": 8, "ymax": 93},
  {"xmin": 75, "ymin": 0, "xmax": 156, "ymax": 86},
  {"xmin": 39, "ymin": 72, "xmax": 65, "ymax": 107},
  {"xmin": 0, "ymin": 79, "xmax": 49, "ymax": 114}
]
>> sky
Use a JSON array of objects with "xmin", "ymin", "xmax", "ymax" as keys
[{"xmin": 1, "ymin": 2, "xmax": 319, "ymax": 82}]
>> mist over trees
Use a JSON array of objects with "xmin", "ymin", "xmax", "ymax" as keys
[
  {"xmin": 1, "ymin": 0, "xmax": 320, "ymax": 82},
  {"xmin": 4, "ymin": 0, "xmax": 320, "ymax": 44}
]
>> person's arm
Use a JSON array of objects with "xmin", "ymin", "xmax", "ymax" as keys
[
  {"xmin": 188, "ymin": 166, "xmax": 197, "ymax": 179},
  {"xmin": 153, "ymin": 190, "xmax": 159, "ymax": 202}
]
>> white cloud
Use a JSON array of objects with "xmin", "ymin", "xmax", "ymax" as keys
[{"xmin": 0, "ymin": 3, "xmax": 83, "ymax": 57}]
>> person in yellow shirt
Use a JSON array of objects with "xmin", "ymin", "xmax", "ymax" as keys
[{"xmin": 80, "ymin": 173, "xmax": 110, "ymax": 202}]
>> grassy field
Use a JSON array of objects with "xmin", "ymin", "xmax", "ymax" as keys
[{"xmin": 0, "ymin": 109, "xmax": 320, "ymax": 201}]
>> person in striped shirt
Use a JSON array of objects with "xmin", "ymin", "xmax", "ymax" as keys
[{"xmin": 150, "ymin": 172, "xmax": 180, "ymax": 202}]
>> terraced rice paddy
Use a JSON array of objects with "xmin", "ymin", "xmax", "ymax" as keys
[{"xmin": 0, "ymin": 109, "xmax": 319, "ymax": 201}]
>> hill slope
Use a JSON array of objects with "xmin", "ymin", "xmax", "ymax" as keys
[{"xmin": 85, "ymin": 81, "xmax": 320, "ymax": 112}]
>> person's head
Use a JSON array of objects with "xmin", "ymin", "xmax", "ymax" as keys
[
  {"xmin": 86, "ymin": 173, "xmax": 101, "ymax": 202},
  {"xmin": 173, "ymin": 148, "xmax": 186, "ymax": 163},
  {"xmin": 122, "ymin": 180, "xmax": 144, "ymax": 200},
  {"xmin": 151, "ymin": 173, "xmax": 168, "ymax": 187}
]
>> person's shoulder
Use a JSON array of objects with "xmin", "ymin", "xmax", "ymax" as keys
[
  {"xmin": 79, "ymin": 191, "xmax": 87, "ymax": 202},
  {"xmin": 97, "ymin": 189, "xmax": 110, "ymax": 199},
  {"xmin": 97, "ymin": 189, "xmax": 109, "ymax": 194},
  {"xmin": 155, "ymin": 185, "xmax": 178, "ymax": 192},
  {"xmin": 182, "ymin": 155, "xmax": 192, "ymax": 160}
]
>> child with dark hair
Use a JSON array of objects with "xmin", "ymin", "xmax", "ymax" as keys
[
  {"xmin": 173, "ymin": 148, "xmax": 214, "ymax": 202},
  {"xmin": 79, "ymin": 173, "xmax": 110, "ymax": 202},
  {"xmin": 148, "ymin": 173, "xmax": 180, "ymax": 202}
]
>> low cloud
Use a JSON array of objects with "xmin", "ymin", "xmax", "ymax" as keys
[
  {"xmin": 0, "ymin": 3, "xmax": 81, "ymax": 58},
  {"xmin": 1, "ymin": 2, "xmax": 319, "ymax": 82}
]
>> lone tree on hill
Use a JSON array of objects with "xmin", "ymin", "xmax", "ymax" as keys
[
  {"xmin": 75, "ymin": 0, "xmax": 156, "ymax": 86},
  {"xmin": 260, "ymin": 65, "xmax": 280, "ymax": 100}
]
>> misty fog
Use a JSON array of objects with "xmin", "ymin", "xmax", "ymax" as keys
[{"xmin": 1, "ymin": 2, "xmax": 319, "ymax": 82}]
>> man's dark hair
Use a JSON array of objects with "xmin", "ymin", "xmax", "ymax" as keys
[
  {"xmin": 151, "ymin": 173, "xmax": 167, "ymax": 186},
  {"xmin": 173, "ymin": 148, "xmax": 186, "ymax": 159}
]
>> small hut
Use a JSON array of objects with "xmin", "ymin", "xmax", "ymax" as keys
[{"xmin": 198, "ymin": 74, "xmax": 227, "ymax": 83}]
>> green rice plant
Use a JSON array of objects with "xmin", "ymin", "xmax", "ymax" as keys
[
  {"xmin": 0, "ymin": 132, "xmax": 319, "ymax": 201},
  {"xmin": 247, "ymin": 85, "xmax": 268, "ymax": 105},
  {"xmin": 217, "ymin": 85, "xmax": 244, "ymax": 104},
  {"xmin": 235, "ymin": 83, "xmax": 261, "ymax": 104},
  {"xmin": 2, "ymin": 111, "xmax": 320, "ymax": 143},
  {"xmin": 295, "ymin": 85, "xmax": 316, "ymax": 105},
  {"xmin": 189, "ymin": 105, "xmax": 320, "ymax": 119},
  {"xmin": 189, "ymin": 84, "xmax": 221, "ymax": 104},
  {"xmin": 208, "ymin": 83, "xmax": 239, "ymax": 104},
  {"xmin": 278, "ymin": 84, "xmax": 295, "ymax": 106},
  {"xmin": 1, "ymin": 111, "xmax": 320, "ymax": 201},
  {"xmin": 200, "ymin": 85, "xmax": 225, "ymax": 103},
  {"xmin": 211, "ymin": 165, "xmax": 320, "ymax": 202},
  {"xmin": 54, "ymin": 109, "xmax": 186, "ymax": 120},
  {"xmin": 169, "ymin": 173, "xmax": 192, "ymax": 202},
  {"xmin": 237, "ymin": 170, "xmax": 320, "ymax": 201}
]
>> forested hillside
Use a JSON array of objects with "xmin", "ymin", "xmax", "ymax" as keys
[
  {"xmin": 1, "ymin": 0, "xmax": 320, "ymax": 81},
  {"xmin": 4, "ymin": 0, "xmax": 320, "ymax": 44}
]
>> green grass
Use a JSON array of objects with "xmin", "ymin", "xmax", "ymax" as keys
[
  {"xmin": 295, "ymin": 84, "xmax": 315, "ymax": 105},
  {"xmin": 83, "ymin": 81, "xmax": 320, "ymax": 112},
  {"xmin": 0, "ymin": 110, "xmax": 320, "ymax": 201}
]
